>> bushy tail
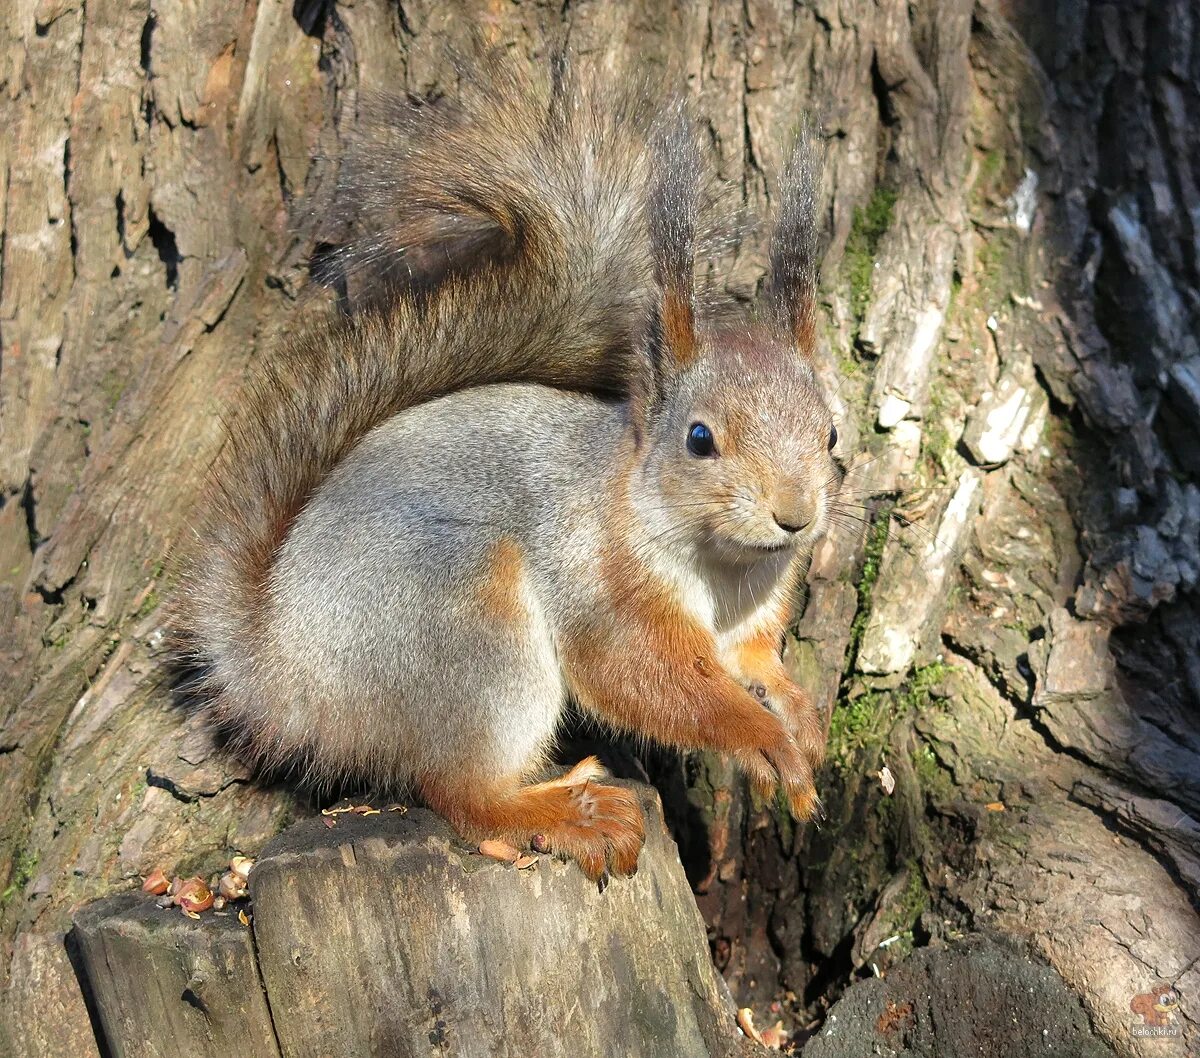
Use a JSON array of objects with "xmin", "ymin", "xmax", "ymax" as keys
[{"xmin": 176, "ymin": 54, "xmax": 661, "ymax": 715}]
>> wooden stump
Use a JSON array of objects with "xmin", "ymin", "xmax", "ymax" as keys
[
  {"xmin": 72, "ymin": 893, "xmax": 280, "ymax": 1058},
  {"xmin": 72, "ymin": 784, "xmax": 759, "ymax": 1058}
]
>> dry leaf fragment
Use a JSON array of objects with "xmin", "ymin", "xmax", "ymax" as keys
[
  {"xmin": 514, "ymin": 854, "xmax": 538, "ymax": 870},
  {"xmin": 985, "ymin": 801, "xmax": 1006, "ymax": 812},
  {"xmin": 878, "ymin": 765, "xmax": 896, "ymax": 795},
  {"xmin": 479, "ymin": 839, "xmax": 520, "ymax": 863},
  {"xmin": 141, "ymin": 868, "xmax": 170, "ymax": 895},
  {"xmin": 876, "ymin": 999, "xmax": 915, "ymax": 1035}
]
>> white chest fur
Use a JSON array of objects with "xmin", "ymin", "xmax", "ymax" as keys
[{"xmin": 652, "ymin": 543, "xmax": 795, "ymax": 645}]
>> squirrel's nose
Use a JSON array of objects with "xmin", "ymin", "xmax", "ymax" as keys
[
  {"xmin": 773, "ymin": 488, "xmax": 816, "ymax": 534},
  {"xmin": 773, "ymin": 509, "xmax": 814, "ymax": 534}
]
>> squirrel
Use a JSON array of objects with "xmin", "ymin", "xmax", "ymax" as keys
[{"xmin": 177, "ymin": 54, "xmax": 843, "ymax": 882}]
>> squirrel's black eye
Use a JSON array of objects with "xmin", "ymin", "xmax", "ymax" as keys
[
  {"xmin": 687, "ymin": 422, "xmax": 716, "ymax": 457},
  {"xmin": 828, "ymin": 425, "xmax": 838, "ymax": 451}
]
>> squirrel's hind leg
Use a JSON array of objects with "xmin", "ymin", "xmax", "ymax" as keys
[{"xmin": 419, "ymin": 758, "xmax": 645, "ymax": 881}]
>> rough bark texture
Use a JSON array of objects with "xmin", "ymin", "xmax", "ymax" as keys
[{"xmin": 1, "ymin": 1, "xmax": 1198, "ymax": 1056}]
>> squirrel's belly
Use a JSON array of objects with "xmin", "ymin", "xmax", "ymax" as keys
[
  {"xmin": 253, "ymin": 515, "xmax": 570, "ymax": 784},
  {"xmin": 246, "ymin": 441, "xmax": 580, "ymax": 786}
]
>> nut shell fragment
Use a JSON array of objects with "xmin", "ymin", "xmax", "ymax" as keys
[
  {"xmin": 478, "ymin": 839, "xmax": 520, "ymax": 863},
  {"xmin": 759, "ymin": 1021, "xmax": 787, "ymax": 1049},
  {"xmin": 141, "ymin": 868, "xmax": 169, "ymax": 895},
  {"xmin": 737, "ymin": 1008, "xmax": 764, "ymax": 1045},
  {"xmin": 175, "ymin": 877, "xmax": 214, "ymax": 914},
  {"xmin": 218, "ymin": 870, "xmax": 247, "ymax": 901}
]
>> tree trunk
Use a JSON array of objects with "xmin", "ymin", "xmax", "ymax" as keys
[{"xmin": 1, "ymin": 1, "xmax": 1197, "ymax": 1056}]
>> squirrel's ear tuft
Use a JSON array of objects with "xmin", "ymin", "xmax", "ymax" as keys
[
  {"xmin": 766, "ymin": 128, "xmax": 822, "ymax": 357},
  {"xmin": 648, "ymin": 104, "xmax": 701, "ymax": 375}
]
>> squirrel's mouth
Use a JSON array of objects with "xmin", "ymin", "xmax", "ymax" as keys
[
  {"xmin": 712, "ymin": 534, "xmax": 796, "ymax": 561},
  {"xmin": 748, "ymin": 539, "xmax": 793, "ymax": 553}
]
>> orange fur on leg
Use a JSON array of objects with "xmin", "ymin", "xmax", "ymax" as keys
[
  {"xmin": 560, "ymin": 570, "xmax": 820, "ymax": 820},
  {"xmin": 727, "ymin": 623, "xmax": 826, "ymax": 776},
  {"xmin": 419, "ymin": 757, "xmax": 645, "ymax": 880}
]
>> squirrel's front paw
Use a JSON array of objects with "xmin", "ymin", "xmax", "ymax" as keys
[
  {"xmin": 736, "ymin": 725, "xmax": 822, "ymax": 822},
  {"xmin": 747, "ymin": 680, "xmax": 826, "ymax": 773}
]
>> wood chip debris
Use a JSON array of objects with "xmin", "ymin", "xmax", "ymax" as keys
[
  {"xmin": 320, "ymin": 803, "xmax": 384, "ymax": 817},
  {"xmin": 985, "ymin": 801, "xmax": 1006, "ymax": 812}
]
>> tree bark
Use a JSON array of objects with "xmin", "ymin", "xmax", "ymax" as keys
[{"xmin": 1, "ymin": 1, "xmax": 1197, "ymax": 1056}]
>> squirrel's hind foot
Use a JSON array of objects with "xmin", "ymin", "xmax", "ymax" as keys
[
  {"xmin": 531, "ymin": 757, "xmax": 646, "ymax": 880},
  {"xmin": 421, "ymin": 756, "xmax": 645, "ymax": 882}
]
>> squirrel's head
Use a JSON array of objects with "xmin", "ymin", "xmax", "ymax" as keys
[
  {"xmin": 634, "ymin": 114, "xmax": 841, "ymax": 565},
  {"xmin": 638, "ymin": 325, "xmax": 841, "ymax": 563}
]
